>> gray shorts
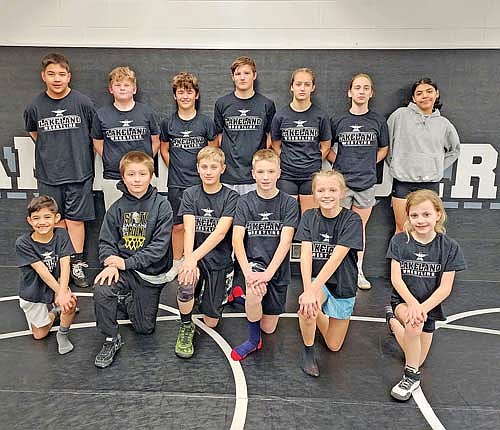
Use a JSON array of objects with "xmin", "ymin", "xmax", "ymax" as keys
[
  {"xmin": 222, "ymin": 183, "xmax": 256, "ymax": 196},
  {"xmin": 19, "ymin": 298, "xmax": 51, "ymax": 328},
  {"xmin": 343, "ymin": 185, "xmax": 376, "ymax": 209}
]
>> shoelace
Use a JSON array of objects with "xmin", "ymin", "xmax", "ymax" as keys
[
  {"xmin": 72, "ymin": 261, "xmax": 88, "ymax": 277},
  {"xmin": 180, "ymin": 324, "xmax": 194, "ymax": 343},
  {"xmin": 99, "ymin": 342, "xmax": 115, "ymax": 357},
  {"xmin": 398, "ymin": 375, "xmax": 417, "ymax": 390}
]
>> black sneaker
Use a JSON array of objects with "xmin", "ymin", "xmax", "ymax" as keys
[
  {"xmin": 384, "ymin": 305, "xmax": 395, "ymax": 336},
  {"xmin": 71, "ymin": 260, "xmax": 89, "ymax": 288},
  {"xmin": 390, "ymin": 366, "xmax": 421, "ymax": 401},
  {"xmin": 94, "ymin": 334, "xmax": 123, "ymax": 368},
  {"xmin": 300, "ymin": 348, "xmax": 320, "ymax": 377}
]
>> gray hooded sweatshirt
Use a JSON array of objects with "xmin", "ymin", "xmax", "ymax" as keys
[{"xmin": 387, "ymin": 102, "xmax": 460, "ymax": 182}]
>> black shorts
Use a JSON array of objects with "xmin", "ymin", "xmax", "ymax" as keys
[
  {"xmin": 277, "ymin": 178, "xmax": 312, "ymax": 196},
  {"xmin": 167, "ymin": 187, "xmax": 187, "ymax": 225},
  {"xmin": 233, "ymin": 269, "xmax": 288, "ymax": 316},
  {"xmin": 391, "ymin": 300, "xmax": 436, "ymax": 333},
  {"xmin": 196, "ymin": 261, "xmax": 233, "ymax": 319},
  {"xmin": 38, "ymin": 177, "xmax": 95, "ymax": 221},
  {"xmin": 392, "ymin": 178, "xmax": 440, "ymax": 199}
]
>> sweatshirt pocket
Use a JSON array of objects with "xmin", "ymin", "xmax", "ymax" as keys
[{"xmin": 391, "ymin": 152, "xmax": 443, "ymax": 181}]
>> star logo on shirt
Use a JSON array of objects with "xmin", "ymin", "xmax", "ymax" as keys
[
  {"xmin": 294, "ymin": 120, "xmax": 307, "ymax": 128},
  {"xmin": 202, "ymin": 208, "xmax": 214, "ymax": 217},
  {"xmin": 238, "ymin": 110, "xmax": 250, "ymax": 116},
  {"xmin": 52, "ymin": 109, "xmax": 66, "ymax": 117},
  {"xmin": 414, "ymin": 252, "xmax": 428, "ymax": 261},
  {"xmin": 320, "ymin": 233, "xmax": 332, "ymax": 242},
  {"xmin": 120, "ymin": 120, "xmax": 134, "ymax": 127},
  {"xmin": 259, "ymin": 212, "xmax": 272, "ymax": 221},
  {"xmin": 181, "ymin": 130, "xmax": 193, "ymax": 137},
  {"xmin": 350, "ymin": 125, "xmax": 364, "ymax": 132}
]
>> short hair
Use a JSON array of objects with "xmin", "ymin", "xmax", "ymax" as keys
[
  {"xmin": 119, "ymin": 151, "xmax": 154, "ymax": 177},
  {"xmin": 172, "ymin": 72, "xmax": 199, "ymax": 95},
  {"xmin": 41, "ymin": 53, "xmax": 70, "ymax": 72},
  {"xmin": 311, "ymin": 169, "xmax": 347, "ymax": 193},
  {"xmin": 290, "ymin": 67, "xmax": 316, "ymax": 87},
  {"xmin": 404, "ymin": 189, "xmax": 447, "ymax": 237},
  {"xmin": 27, "ymin": 195, "xmax": 58, "ymax": 216},
  {"xmin": 252, "ymin": 149, "xmax": 280, "ymax": 168},
  {"xmin": 197, "ymin": 146, "xmax": 225, "ymax": 165},
  {"xmin": 231, "ymin": 56, "xmax": 257, "ymax": 75},
  {"xmin": 411, "ymin": 77, "xmax": 442, "ymax": 111},
  {"xmin": 108, "ymin": 66, "xmax": 137, "ymax": 86},
  {"xmin": 349, "ymin": 73, "xmax": 375, "ymax": 94}
]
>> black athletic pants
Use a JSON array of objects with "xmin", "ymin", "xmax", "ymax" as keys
[{"xmin": 94, "ymin": 270, "xmax": 165, "ymax": 338}]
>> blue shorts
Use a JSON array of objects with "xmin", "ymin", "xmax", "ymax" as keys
[{"xmin": 321, "ymin": 285, "xmax": 355, "ymax": 320}]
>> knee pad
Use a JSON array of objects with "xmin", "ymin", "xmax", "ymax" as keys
[{"xmin": 177, "ymin": 283, "xmax": 195, "ymax": 302}]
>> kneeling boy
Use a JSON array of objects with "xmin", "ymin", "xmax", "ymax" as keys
[
  {"xmin": 174, "ymin": 147, "xmax": 239, "ymax": 358},
  {"xmin": 15, "ymin": 195, "xmax": 77, "ymax": 355},
  {"xmin": 231, "ymin": 149, "xmax": 299, "ymax": 360},
  {"xmin": 93, "ymin": 151, "xmax": 173, "ymax": 368}
]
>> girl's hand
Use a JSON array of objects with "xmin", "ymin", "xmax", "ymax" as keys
[
  {"xmin": 406, "ymin": 302, "xmax": 426, "ymax": 326},
  {"xmin": 298, "ymin": 290, "xmax": 319, "ymax": 319}
]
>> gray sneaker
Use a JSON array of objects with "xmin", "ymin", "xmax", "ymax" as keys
[
  {"xmin": 391, "ymin": 366, "xmax": 421, "ymax": 401},
  {"xmin": 95, "ymin": 334, "xmax": 123, "ymax": 368},
  {"xmin": 357, "ymin": 270, "xmax": 372, "ymax": 290}
]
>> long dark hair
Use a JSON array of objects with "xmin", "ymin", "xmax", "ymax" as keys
[{"xmin": 411, "ymin": 77, "xmax": 442, "ymax": 111}]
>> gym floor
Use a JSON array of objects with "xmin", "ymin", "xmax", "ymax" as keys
[{"xmin": 0, "ymin": 267, "xmax": 499, "ymax": 429}]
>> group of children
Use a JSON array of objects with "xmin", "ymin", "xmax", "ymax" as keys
[{"xmin": 16, "ymin": 52, "xmax": 465, "ymax": 402}]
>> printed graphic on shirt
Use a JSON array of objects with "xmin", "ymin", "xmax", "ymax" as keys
[
  {"xmin": 338, "ymin": 125, "xmax": 377, "ymax": 146},
  {"xmin": 38, "ymin": 110, "xmax": 81, "ymax": 132},
  {"xmin": 41, "ymin": 251, "xmax": 58, "ymax": 272},
  {"xmin": 105, "ymin": 120, "xmax": 149, "ymax": 142},
  {"xmin": 400, "ymin": 253, "xmax": 442, "ymax": 278},
  {"xmin": 281, "ymin": 120, "xmax": 319, "ymax": 142},
  {"xmin": 312, "ymin": 232, "xmax": 336, "ymax": 260},
  {"xmin": 224, "ymin": 109, "xmax": 263, "ymax": 131},
  {"xmin": 247, "ymin": 212, "xmax": 283, "ymax": 236},
  {"xmin": 195, "ymin": 208, "xmax": 219, "ymax": 234},
  {"xmin": 171, "ymin": 130, "xmax": 206, "ymax": 149},
  {"xmin": 122, "ymin": 211, "xmax": 148, "ymax": 250}
]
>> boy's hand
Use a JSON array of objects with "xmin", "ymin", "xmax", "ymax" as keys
[
  {"xmin": 94, "ymin": 266, "xmax": 119, "ymax": 286},
  {"xmin": 55, "ymin": 288, "xmax": 77, "ymax": 313},
  {"xmin": 405, "ymin": 302, "xmax": 426, "ymax": 326},
  {"xmin": 104, "ymin": 256, "xmax": 125, "ymax": 270},
  {"xmin": 298, "ymin": 290, "xmax": 319, "ymax": 320},
  {"xmin": 178, "ymin": 258, "xmax": 199, "ymax": 286}
]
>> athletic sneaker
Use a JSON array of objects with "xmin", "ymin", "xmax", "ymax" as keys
[
  {"xmin": 384, "ymin": 305, "xmax": 395, "ymax": 336},
  {"xmin": 71, "ymin": 260, "xmax": 90, "ymax": 288},
  {"xmin": 166, "ymin": 259, "xmax": 182, "ymax": 283},
  {"xmin": 357, "ymin": 270, "xmax": 371, "ymax": 290},
  {"xmin": 390, "ymin": 366, "xmax": 421, "ymax": 401},
  {"xmin": 94, "ymin": 334, "xmax": 123, "ymax": 368},
  {"xmin": 300, "ymin": 348, "xmax": 319, "ymax": 377},
  {"xmin": 175, "ymin": 322, "xmax": 195, "ymax": 359}
]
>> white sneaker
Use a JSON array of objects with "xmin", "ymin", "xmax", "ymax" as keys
[
  {"xmin": 357, "ymin": 270, "xmax": 371, "ymax": 290},
  {"xmin": 391, "ymin": 366, "xmax": 421, "ymax": 401},
  {"xmin": 166, "ymin": 259, "xmax": 182, "ymax": 282}
]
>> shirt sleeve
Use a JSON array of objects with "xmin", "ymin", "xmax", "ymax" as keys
[
  {"xmin": 178, "ymin": 187, "xmax": 195, "ymax": 217},
  {"xmin": 15, "ymin": 236, "xmax": 39, "ymax": 267},
  {"xmin": 270, "ymin": 112, "xmax": 283, "ymax": 141},
  {"xmin": 57, "ymin": 229, "xmax": 75, "ymax": 258},
  {"xmin": 294, "ymin": 210, "xmax": 312, "ymax": 242},
  {"xmin": 159, "ymin": 118, "xmax": 170, "ymax": 142},
  {"xmin": 282, "ymin": 195, "xmax": 300, "ymax": 228},
  {"xmin": 147, "ymin": 107, "xmax": 160, "ymax": 136},
  {"xmin": 205, "ymin": 116, "xmax": 218, "ymax": 141},
  {"xmin": 330, "ymin": 116, "xmax": 339, "ymax": 143},
  {"xmin": 91, "ymin": 110, "xmax": 104, "ymax": 139},
  {"xmin": 214, "ymin": 100, "xmax": 224, "ymax": 134},
  {"xmin": 386, "ymin": 234, "xmax": 402, "ymax": 261},
  {"xmin": 378, "ymin": 116, "xmax": 390, "ymax": 148},
  {"xmin": 337, "ymin": 212, "xmax": 363, "ymax": 251},
  {"xmin": 319, "ymin": 112, "xmax": 332, "ymax": 141},
  {"xmin": 222, "ymin": 190, "xmax": 239, "ymax": 217},
  {"xmin": 265, "ymin": 101, "xmax": 277, "ymax": 133},
  {"xmin": 443, "ymin": 121, "xmax": 461, "ymax": 170},
  {"xmin": 233, "ymin": 198, "xmax": 249, "ymax": 227},
  {"xmin": 23, "ymin": 104, "xmax": 38, "ymax": 133},
  {"xmin": 443, "ymin": 237, "xmax": 467, "ymax": 272}
]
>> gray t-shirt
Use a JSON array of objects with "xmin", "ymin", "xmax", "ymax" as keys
[
  {"xmin": 23, "ymin": 90, "xmax": 95, "ymax": 185},
  {"xmin": 16, "ymin": 228, "xmax": 75, "ymax": 304},
  {"xmin": 233, "ymin": 190, "xmax": 299, "ymax": 285},
  {"xmin": 295, "ymin": 208, "xmax": 363, "ymax": 299},
  {"xmin": 178, "ymin": 184, "xmax": 239, "ymax": 270},
  {"xmin": 214, "ymin": 92, "xmax": 276, "ymax": 185},
  {"xmin": 92, "ymin": 102, "xmax": 159, "ymax": 180},
  {"xmin": 160, "ymin": 112, "xmax": 217, "ymax": 188},
  {"xmin": 331, "ymin": 110, "xmax": 389, "ymax": 191},
  {"xmin": 271, "ymin": 104, "xmax": 331, "ymax": 180},
  {"xmin": 386, "ymin": 232, "xmax": 466, "ymax": 320}
]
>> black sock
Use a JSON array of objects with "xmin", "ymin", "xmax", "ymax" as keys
[
  {"xmin": 58, "ymin": 325, "xmax": 70, "ymax": 335},
  {"xmin": 180, "ymin": 311, "xmax": 192, "ymax": 324},
  {"xmin": 304, "ymin": 344, "xmax": 315, "ymax": 357},
  {"xmin": 71, "ymin": 253, "xmax": 83, "ymax": 262}
]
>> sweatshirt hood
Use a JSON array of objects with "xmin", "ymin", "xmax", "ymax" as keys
[
  {"xmin": 116, "ymin": 180, "xmax": 156, "ymax": 201},
  {"xmin": 407, "ymin": 102, "xmax": 441, "ymax": 119}
]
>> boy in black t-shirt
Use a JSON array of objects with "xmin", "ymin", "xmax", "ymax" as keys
[
  {"xmin": 15, "ymin": 196, "xmax": 78, "ymax": 355},
  {"xmin": 231, "ymin": 149, "xmax": 299, "ymax": 361},
  {"xmin": 160, "ymin": 72, "xmax": 218, "ymax": 283},
  {"xmin": 93, "ymin": 151, "xmax": 173, "ymax": 368},
  {"xmin": 92, "ymin": 66, "xmax": 160, "ymax": 209},
  {"xmin": 174, "ymin": 147, "xmax": 239, "ymax": 358},
  {"xmin": 214, "ymin": 56, "xmax": 276, "ymax": 195},
  {"xmin": 24, "ymin": 53, "xmax": 95, "ymax": 289}
]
